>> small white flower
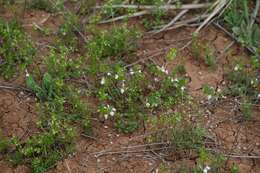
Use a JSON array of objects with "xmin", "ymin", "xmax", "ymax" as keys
[
  {"xmin": 130, "ymin": 71, "xmax": 134, "ymax": 75},
  {"xmin": 251, "ymin": 80, "xmax": 254, "ymax": 85},
  {"xmin": 203, "ymin": 166, "xmax": 211, "ymax": 173},
  {"xmin": 138, "ymin": 70, "xmax": 142, "ymax": 73},
  {"xmin": 25, "ymin": 69, "xmax": 30, "ymax": 77},
  {"xmin": 181, "ymin": 86, "xmax": 185, "ymax": 91},
  {"xmin": 161, "ymin": 66, "xmax": 166, "ymax": 73},
  {"xmin": 112, "ymin": 108, "xmax": 116, "ymax": 112},
  {"xmin": 146, "ymin": 102, "xmax": 150, "ymax": 107},
  {"xmin": 217, "ymin": 88, "xmax": 221, "ymax": 93},
  {"xmin": 258, "ymin": 94, "xmax": 260, "ymax": 98},
  {"xmin": 174, "ymin": 78, "xmax": 179, "ymax": 82},
  {"xmin": 120, "ymin": 88, "xmax": 125, "ymax": 94},
  {"xmin": 170, "ymin": 78, "xmax": 174, "ymax": 82},
  {"xmin": 115, "ymin": 74, "xmax": 119, "ymax": 79},
  {"xmin": 165, "ymin": 70, "xmax": 169, "ymax": 75},
  {"xmin": 101, "ymin": 77, "xmax": 105, "ymax": 85},
  {"xmin": 104, "ymin": 114, "xmax": 108, "ymax": 120},
  {"xmin": 154, "ymin": 78, "xmax": 159, "ymax": 82},
  {"xmin": 109, "ymin": 111, "xmax": 115, "ymax": 116},
  {"xmin": 234, "ymin": 65, "xmax": 239, "ymax": 71},
  {"xmin": 107, "ymin": 72, "xmax": 111, "ymax": 76},
  {"xmin": 207, "ymin": 95, "xmax": 212, "ymax": 100}
]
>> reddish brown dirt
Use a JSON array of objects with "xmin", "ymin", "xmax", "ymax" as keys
[{"xmin": 0, "ymin": 5, "xmax": 259, "ymax": 173}]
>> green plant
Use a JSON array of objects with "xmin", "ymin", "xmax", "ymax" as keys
[
  {"xmin": 16, "ymin": 59, "xmax": 90, "ymax": 172},
  {"xmin": 224, "ymin": 0, "xmax": 260, "ymax": 55},
  {"xmin": 191, "ymin": 149, "xmax": 226, "ymax": 173},
  {"xmin": 26, "ymin": 71, "xmax": 90, "ymax": 124},
  {"xmin": 191, "ymin": 34, "xmax": 216, "ymax": 67},
  {"xmin": 0, "ymin": 130, "xmax": 9, "ymax": 153},
  {"xmin": 227, "ymin": 62, "xmax": 259, "ymax": 99},
  {"xmin": 230, "ymin": 163, "xmax": 239, "ymax": 173},
  {"xmin": 146, "ymin": 112, "xmax": 204, "ymax": 150},
  {"xmin": 28, "ymin": 0, "xmax": 65, "ymax": 12},
  {"xmin": 240, "ymin": 99, "xmax": 252, "ymax": 119},
  {"xmin": 58, "ymin": 13, "xmax": 80, "ymax": 50},
  {"xmin": 87, "ymin": 25, "xmax": 140, "ymax": 60},
  {"xmin": 44, "ymin": 46, "xmax": 84, "ymax": 79},
  {"xmin": 9, "ymin": 114, "xmax": 75, "ymax": 173},
  {"xmin": 205, "ymin": 46, "xmax": 216, "ymax": 68},
  {"xmin": 0, "ymin": 18, "xmax": 35, "ymax": 79},
  {"xmin": 94, "ymin": 62, "xmax": 188, "ymax": 133},
  {"xmin": 202, "ymin": 84, "xmax": 222, "ymax": 101},
  {"xmin": 86, "ymin": 25, "xmax": 140, "ymax": 75}
]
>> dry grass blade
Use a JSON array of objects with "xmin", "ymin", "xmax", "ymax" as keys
[
  {"xmin": 99, "ymin": 10, "xmax": 149, "ymax": 24},
  {"xmin": 94, "ymin": 3, "xmax": 212, "ymax": 10},
  {"xmin": 152, "ymin": 0, "xmax": 200, "ymax": 34},
  {"xmin": 195, "ymin": 0, "xmax": 231, "ymax": 33}
]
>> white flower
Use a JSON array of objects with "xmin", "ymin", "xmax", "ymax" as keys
[
  {"xmin": 109, "ymin": 111, "xmax": 115, "ymax": 116},
  {"xmin": 181, "ymin": 86, "xmax": 185, "ymax": 91},
  {"xmin": 107, "ymin": 72, "xmax": 111, "ymax": 76},
  {"xmin": 165, "ymin": 70, "xmax": 169, "ymax": 75},
  {"xmin": 251, "ymin": 80, "xmax": 254, "ymax": 85},
  {"xmin": 154, "ymin": 78, "xmax": 159, "ymax": 82},
  {"xmin": 104, "ymin": 114, "xmax": 108, "ymax": 120},
  {"xmin": 161, "ymin": 66, "xmax": 166, "ymax": 72},
  {"xmin": 120, "ymin": 88, "xmax": 125, "ymax": 94},
  {"xmin": 258, "ymin": 94, "xmax": 260, "ymax": 98},
  {"xmin": 112, "ymin": 108, "xmax": 116, "ymax": 112},
  {"xmin": 138, "ymin": 70, "xmax": 142, "ymax": 73},
  {"xmin": 146, "ymin": 102, "xmax": 150, "ymax": 107},
  {"xmin": 234, "ymin": 65, "xmax": 239, "ymax": 71},
  {"xmin": 25, "ymin": 69, "xmax": 30, "ymax": 77},
  {"xmin": 170, "ymin": 78, "xmax": 174, "ymax": 82},
  {"xmin": 207, "ymin": 95, "xmax": 212, "ymax": 100},
  {"xmin": 129, "ymin": 68, "xmax": 135, "ymax": 75},
  {"xmin": 203, "ymin": 166, "xmax": 211, "ymax": 173},
  {"xmin": 115, "ymin": 74, "xmax": 119, "ymax": 79},
  {"xmin": 100, "ymin": 77, "xmax": 105, "ymax": 85},
  {"xmin": 217, "ymin": 88, "xmax": 221, "ymax": 93},
  {"xmin": 174, "ymin": 78, "xmax": 179, "ymax": 82}
]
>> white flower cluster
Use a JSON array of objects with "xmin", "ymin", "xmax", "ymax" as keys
[
  {"xmin": 129, "ymin": 68, "xmax": 142, "ymax": 75},
  {"xmin": 169, "ymin": 77, "xmax": 185, "ymax": 92},
  {"xmin": 157, "ymin": 66, "xmax": 169, "ymax": 75},
  {"xmin": 103, "ymin": 105, "xmax": 116, "ymax": 120},
  {"xmin": 203, "ymin": 166, "xmax": 211, "ymax": 173}
]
